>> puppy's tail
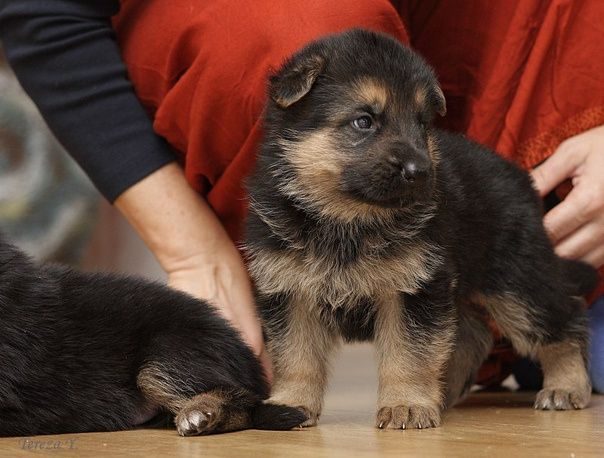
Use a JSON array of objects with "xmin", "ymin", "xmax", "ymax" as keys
[
  {"xmin": 251, "ymin": 403, "xmax": 307, "ymax": 430},
  {"xmin": 560, "ymin": 258, "xmax": 599, "ymax": 296}
]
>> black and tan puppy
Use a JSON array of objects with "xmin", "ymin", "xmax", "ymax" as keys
[
  {"xmin": 0, "ymin": 237, "xmax": 304, "ymax": 437},
  {"xmin": 245, "ymin": 29, "xmax": 598, "ymax": 429}
]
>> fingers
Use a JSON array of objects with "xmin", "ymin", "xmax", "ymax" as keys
[
  {"xmin": 583, "ymin": 244, "xmax": 604, "ymax": 269},
  {"xmin": 236, "ymin": 315, "xmax": 273, "ymax": 385},
  {"xmin": 167, "ymin": 265, "xmax": 268, "ymax": 357},
  {"xmin": 236, "ymin": 318, "xmax": 273, "ymax": 383},
  {"xmin": 238, "ymin": 314, "xmax": 265, "ymax": 355},
  {"xmin": 555, "ymin": 221, "xmax": 604, "ymax": 267},
  {"xmin": 224, "ymin": 308, "xmax": 273, "ymax": 385},
  {"xmin": 540, "ymin": 126, "xmax": 604, "ymax": 268},
  {"xmin": 239, "ymin": 317, "xmax": 273, "ymax": 385},
  {"xmin": 543, "ymin": 189, "xmax": 592, "ymax": 243},
  {"xmin": 258, "ymin": 347, "xmax": 274, "ymax": 385},
  {"xmin": 531, "ymin": 139, "xmax": 585, "ymax": 197}
]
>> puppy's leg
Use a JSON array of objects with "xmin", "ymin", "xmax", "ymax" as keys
[
  {"xmin": 473, "ymin": 292, "xmax": 591, "ymax": 410},
  {"xmin": 443, "ymin": 304, "xmax": 493, "ymax": 408},
  {"xmin": 534, "ymin": 338, "xmax": 591, "ymax": 410},
  {"xmin": 137, "ymin": 365, "xmax": 257, "ymax": 435},
  {"xmin": 262, "ymin": 293, "xmax": 339, "ymax": 427},
  {"xmin": 375, "ymin": 286, "xmax": 456, "ymax": 429}
]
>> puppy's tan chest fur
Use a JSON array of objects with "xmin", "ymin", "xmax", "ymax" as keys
[{"xmin": 248, "ymin": 240, "xmax": 442, "ymax": 310}]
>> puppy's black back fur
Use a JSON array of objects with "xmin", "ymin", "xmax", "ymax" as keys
[
  {"xmin": 434, "ymin": 130, "xmax": 593, "ymax": 334},
  {"xmin": 0, "ymin": 239, "xmax": 304, "ymax": 436}
]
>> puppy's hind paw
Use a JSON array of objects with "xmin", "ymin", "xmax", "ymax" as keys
[
  {"xmin": 534, "ymin": 388, "xmax": 591, "ymax": 410},
  {"xmin": 376, "ymin": 404, "xmax": 441, "ymax": 430},
  {"xmin": 175, "ymin": 409, "xmax": 216, "ymax": 436}
]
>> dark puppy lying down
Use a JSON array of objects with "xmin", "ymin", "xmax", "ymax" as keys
[
  {"xmin": 245, "ymin": 29, "xmax": 598, "ymax": 429},
  {"xmin": 0, "ymin": 238, "xmax": 303, "ymax": 436}
]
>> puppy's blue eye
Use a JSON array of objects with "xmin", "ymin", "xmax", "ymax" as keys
[{"xmin": 352, "ymin": 116, "xmax": 373, "ymax": 130}]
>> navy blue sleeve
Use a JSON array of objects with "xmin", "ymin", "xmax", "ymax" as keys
[{"xmin": 0, "ymin": 0, "xmax": 175, "ymax": 202}]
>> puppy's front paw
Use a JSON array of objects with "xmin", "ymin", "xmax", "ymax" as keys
[
  {"xmin": 175, "ymin": 408, "xmax": 217, "ymax": 436},
  {"xmin": 534, "ymin": 387, "xmax": 591, "ymax": 410},
  {"xmin": 376, "ymin": 404, "xmax": 441, "ymax": 430}
]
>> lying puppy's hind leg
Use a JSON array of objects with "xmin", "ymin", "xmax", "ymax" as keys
[
  {"xmin": 137, "ymin": 363, "xmax": 306, "ymax": 435},
  {"xmin": 136, "ymin": 365, "xmax": 256, "ymax": 435}
]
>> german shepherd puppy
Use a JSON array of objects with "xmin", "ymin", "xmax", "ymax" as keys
[
  {"xmin": 0, "ymin": 237, "xmax": 304, "ymax": 436},
  {"xmin": 245, "ymin": 29, "xmax": 598, "ymax": 429}
]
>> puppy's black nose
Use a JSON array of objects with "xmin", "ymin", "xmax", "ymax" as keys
[
  {"xmin": 400, "ymin": 160, "xmax": 428, "ymax": 182},
  {"xmin": 386, "ymin": 153, "xmax": 429, "ymax": 183}
]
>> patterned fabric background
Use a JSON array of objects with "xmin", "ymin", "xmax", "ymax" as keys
[{"xmin": 0, "ymin": 48, "xmax": 99, "ymax": 264}]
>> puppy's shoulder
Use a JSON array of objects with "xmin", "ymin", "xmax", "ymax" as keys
[
  {"xmin": 434, "ymin": 130, "xmax": 504, "ymax": 167},
  {"xmin": 434, "ymin": 129, "xmax": 537, "ymax": 199}
]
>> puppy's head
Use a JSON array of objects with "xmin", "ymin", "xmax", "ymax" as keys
[{"xmin": 265, "ymin": 29, "xmax": 445, "ymax": 221}]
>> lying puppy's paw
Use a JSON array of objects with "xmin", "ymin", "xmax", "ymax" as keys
[
  {"xmin": 263, "ymin": 403, "xmax": 319, "ymax": 427},
  {"xmin": 175, "ymin": 408, "xmax": 217, "ymax": 436},
  {"xmin": 534, "ymin": 387, "xmax": 591, "ymax": 410},
  {"xmin": 265, "ymin": 392, "xmax": 321, "ymax": 427},
  {"xmin": 376, "ymin": 404, "xmax": 441, "ymax": 430},
  {"xmin": 252, "ymin": 403, "xmax": 309, "ymax": 430},
  {"xmin": 256, "ymin": 402, "xmax": 317, "ymax": 427},
  {"xmin": 295, "ymin": 406, "xmax": 320, "ymax": 427}
]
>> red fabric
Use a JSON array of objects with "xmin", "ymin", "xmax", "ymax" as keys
[
  {"xmin": 397, "ymin": 0, "xmax": 604, "ymax": 302},
  {"xmin": 113, "ymin": 0, "xmax": 604, "ymax": 386}
]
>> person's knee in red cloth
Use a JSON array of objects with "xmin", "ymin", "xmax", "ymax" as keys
[{"xmin": 112, "ymin": 0, "xmax": 409, "ymax": 241}]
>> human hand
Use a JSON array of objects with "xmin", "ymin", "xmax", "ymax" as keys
[
  {"xmin": 115, "ymin": 163, "xmax": 272, "ymax": 383},
  {"xmin": 166, "ymin": 241, "xmax": 273, "ymax": 384},
  {"xmin": 531, "ymin": 125, "xmax": 604, "ymax": 268}
]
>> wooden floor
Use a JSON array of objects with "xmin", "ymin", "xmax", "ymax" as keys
[{"xmin": 1, "ymin": 344, "xmax": 602, "ymax": 457}]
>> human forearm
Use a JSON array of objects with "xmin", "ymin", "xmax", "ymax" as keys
[
  {"xmin": 114, "ymin": 163, "xmax": 234, "ymax": 274},
  {"xmin": 0, "ymin": 0, "xmax": 174, "ymax": 201}
]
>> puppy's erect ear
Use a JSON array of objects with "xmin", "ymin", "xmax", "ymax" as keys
[
  {"xmin": 432, "ymin": 85, "xmax": 447, "ymax": 117},
  {"xmin": 270, "ymin": 53, "xmax": 326, "ymax": 108}
]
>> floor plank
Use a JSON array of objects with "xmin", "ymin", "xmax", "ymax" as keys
[{"xmin": 1, "ymin": 344, "xmax": 602, "ymax": 457}]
